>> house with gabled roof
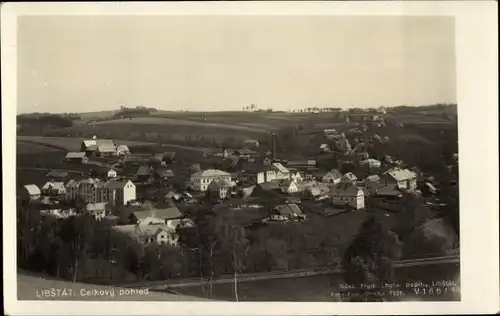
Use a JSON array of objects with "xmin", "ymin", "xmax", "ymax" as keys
[
  {"xmin": 322, "ymin": 169, "xmax": 342, "ymax": 185},
  {"xmin": 269, "ymin": 204, "xmax": 307, "ymax": 222},
  {"xmin": 154, "ymin": 166, "xmax": 175, "ymax": 181},
  {"xmin": 270, "ymin": 162, "xmax": 291, "ymax": 180},
  {"xmin": 382, "ymin": 167, "xmax": 417, "ymax": 191},
  {"xmin": 136, "ymin": 165, "xmax": 153, "ymax": 182},
  {"xmin": 129, "ymin": 207, "xmax": 183, "ymax": 227},
  {"xmin": 45, "ymin": 170, "xmax": 69, "ymax": 179},
  {"xmin": 20, "ymin": 184, "xmax": 41, "ymax": 201},
  {"xmin": 341, "ymin": 172, "xmax": 358, "ymax": 184},
  {"xmin": 320, "ymin": 144, "xmax": 330, "ymax": 152},
  {"xmin": 329, "ymin": 183, "xmax": 365, "ymax": 210},
  {"xmin": 64, "ymin": 152, "xmax": 89, "ymax": 164},
  {"xmin": 113, "ymin": 223, "xmax": 179, "ymax": 246},
  {"xmin": 207, "ymin": 179, "xmax": 231, "ymax": 200},
  {"xmin": 42, "ymin": 181, "xmax": 66, "ymax": 196},
  {"xmin": 279, "ymin": 179, "xmax": 299, "ymax": 194},
  {"xmin": 360, "ymin": 158, "xmax": 381, "ymax": 168},
  {"xmin": 86, "ymin": 202, "xmax": 107, "ymax": 221}
]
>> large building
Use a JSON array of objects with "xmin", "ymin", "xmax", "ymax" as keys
[
  {"xmin": 190, "ymin": 169, "xmax": 231, "ymax": 191},
  {"xmin": 256, "ymin": 162, "xmax": 291, "ymax": 184},
  {"xmin": 64, "ymin": 178, "xmax": 136, "ymax": 206}
]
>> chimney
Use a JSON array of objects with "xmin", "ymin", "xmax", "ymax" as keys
[{"xmin": 271, "ymin": 132, "xmax": 276, "ymax": 161}]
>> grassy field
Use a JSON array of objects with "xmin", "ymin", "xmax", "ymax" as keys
[{"xmin": 17, "ymin": 141, "xmax": 63, "ymax": 154}]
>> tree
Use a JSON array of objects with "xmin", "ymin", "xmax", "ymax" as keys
[{"xmin": 341, "ymin": 217, "xmax": 402, "ymax": 301}]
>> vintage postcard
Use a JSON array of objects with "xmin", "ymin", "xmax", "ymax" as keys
[{"xmin": 2, "ymin": 1, "xmax": 498, "ymax": 315}]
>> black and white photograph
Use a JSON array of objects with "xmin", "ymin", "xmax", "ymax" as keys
[{"xmin": 2, "ymin": 2, "xmax": 498, "ymax": 315}]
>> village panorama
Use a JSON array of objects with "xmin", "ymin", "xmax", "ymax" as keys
[{"xmin": 16, "ymin": 104, "xmax": 460, "ymax": 301}]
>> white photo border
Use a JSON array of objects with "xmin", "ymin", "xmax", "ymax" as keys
[{"xmin": 2, "ymin": 1, "xmax": 498, "ymax": 315}]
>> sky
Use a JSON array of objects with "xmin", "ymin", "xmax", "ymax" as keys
[{"xmin": 17, "ymin": 15, "xmax": 456, "ymax": 114}]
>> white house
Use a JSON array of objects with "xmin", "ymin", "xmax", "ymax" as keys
[
  {"xmin": 319, "ymin": 144, "xmax": 330, "ymax": 152},
  {"xmin": 322, "ymin": 169, "xmax": 342, "ymax": 184},
  {"xmin": 107, "ymin": 169, "xmax": 118, "ymax": 178},
  {"xmin": 113, "ymin": 224, "xmax": 179, "ymax": 246},
  {"xmin": 42, "ymin": 181, "xmax": 66, "ymax": 196},
  {"xmin": 360, "ymin": 158, "xmax": 381, "ymax": 168},
  {"xmin": 279, "ymin": 180, "xmax": 299, "ymax": 194},
  {"xmin": 269, "ymin": 204, "xmax": 307, "ymax": 222},
  {"xmin": 382, "ymin": 167, "xmax": 417, "ymax": 191},
  {"xmin": 270, "ymin": 163, "xmax": 291, "ymax": 180},
  {"xmin": 330, "ymin": 183, "xmax": 365, "ymax": 210},
  {"xmin": 86, "ymin": 202, "xmax": 107, "ymax": 221},
  {"xmin": 130, "ymin": 207, "xmax": 183, "ymax": 227},
  {"xmin": 291, "ymin": 172, "xmax": 303, "ymax": 183},
  {"xmin": 190, "ymin": 169, "xmax": 232, "ymax": 191},
  {"xmin": 341, "ymin": 172, "xmax": 358, "ymax": 184},
  {"xmin": 21, "ymin": 184, "xmax": 41, "ymax": 201}
]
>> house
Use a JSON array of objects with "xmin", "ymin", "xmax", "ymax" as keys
[
  {"xmin": 45, "ymin": 170, "xmax": 69, "ymax": 179},
  {"xmin": 190, "ymin": 169, "xmax": 232, "ymax": 191},
  {"xmin": 107, "ymin": 169, "xmax": 118, "ymax": 179},
  {"xmin": 360, "ymin": 158, "xmax": 382, "ymax": 168},
  {"xmin": 41, "ymin": 181, "xmax": 66, "ymax": 196},
  {"xmin": 302, "ymin": 186, "xmax": 323, "ymax": 200},
  {"xmin": 163, "ymin": 152, "xmax": 176, "ymax": 164},
  {"xmin": 105, "ymin": 180, "xmax": 136, "ymax": 206},
  {"xmin": 375, "ymin": 184, "xmax": 403, "ymax": 199},
  {"xmin": 243, "ymin": 139, "xmax": 260, "ymax": 148},
  {"xmin": 363, "ymin": 175, "xmax": 382, "ymax": 194},
  {"xmin": 129, "ymin": 207, "xmax": 183, "ymax": 227},
  {"xmin": 329, "ymin": 183, "xmax": 365, "ymax": 210},
  {"xmin": 80, "ymin": 139, "xmax": 116, "ymax": 157},
  {"xmin": 290, "ymin": 172, "xmax": 303, "ymax": 183},
  {"xmin": 253, "ymin": 181, "xmax": 281, "ymax": 196},
  {"xmin": 154, "ymin": 166, "xmax": 175, "ymax": 181},
  {"xmin": 356, "ymin": 152, "xmax": 370, "ymax": 161},
  {"xmin": 319, "ymin": 144, "xmax": 330, "ymax": 152},
  {"xmin": 269, "ymin": 163, "xmax": 291, "ymax": 180},
  {"xmin": 269, "ymin": 204, "xmax": 307, "ymax": 222},
  {"xmin": 64, "ymin": 152, "xmax": 89, "ymax": 164},
  {"xmin": 341, "ymin": 172, "xmax": 358, "ymax": 184},
  {"xmin": 234, "ymin": 148, "xmax": 257, "ymax": 158},
  {"xmin": 116, "ymin": 144, "xmax": 130, "ymax": 156},
  {"xmin": 322, "ymin": 169, "xmax": 342, "ymax": 185},
  {"xmin": 279, "ymin": 179, "xmax": 299, "ymax": 194},
  {"xmin": 207, "ymin": 179, "xmax": 231, "ymax": 200},
  {"xmin": 165, "ymin": 191, "xmax": 183, "ymax": 202},
  {"xmin": 86, "ymin": 202, "xmax": 107, "ymax": 221},
  {"xmin": 203, "ymin": 148, "xmax": 228, "ymax": 159},
  {"xmin": 240, "ymin": 185, "xmax": 256, "ymax": 198},
  {"xmin": 382, "ymin": 167, "xmax": 418, "ymax": 191},
  {"xmin": 263, "ymin": 157, "xmax": 273, "ymax": 167},
  {"xmin": 20, "ymin": 184, "xmax": 41, "ymax": 201},
  {"xmin": 96, "ymin": 139, "xmax": 117, "ymax": 156},
  {"xmin": 136, "ymin": 165, "xmax": 153, "ymax": 182},
  {"xmin": 113, "ymin": 224, "xmax": 179, "ymax": 246}
]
